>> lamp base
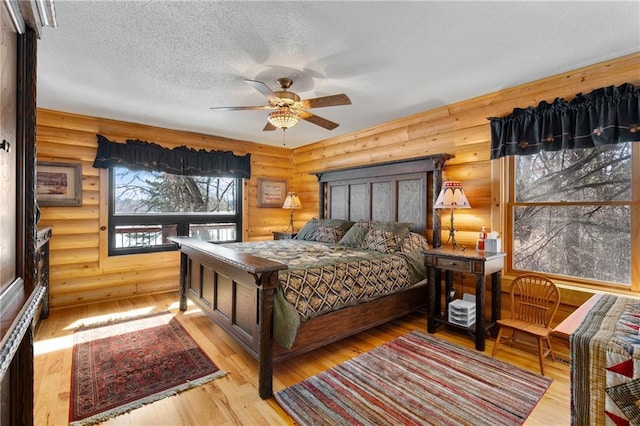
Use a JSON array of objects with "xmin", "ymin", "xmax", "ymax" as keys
[
  {"xmin": 283, "ymin": 210, "xmax": 296, "ymax": 233},
  {"xmin": 443, "ymin": 208, "xmax": 465, "ymax": 251}
]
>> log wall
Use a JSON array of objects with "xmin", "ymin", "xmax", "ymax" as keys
[
  {"xmin": 36, "ymin": 110, "xmax": 292, "ymax": 308},
  {"xmin": 291, "ymin": 53, "xmax": 640, "ymax": 245},
  {"xmin": 291, "ymin": 52, "xmax": 640, "ymax": 310},
  {"xmin": 38, "ymin": 53, "xmax": 639, "ymax": 309}
]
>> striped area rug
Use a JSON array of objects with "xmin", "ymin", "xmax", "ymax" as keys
[{"xmin": 274, "ymin": 331, "xmax": 552, "ymax": 426}]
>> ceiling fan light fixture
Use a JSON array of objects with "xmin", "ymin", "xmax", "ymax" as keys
[{"xmin": 268, "ymin": 106, "xmax": 300, "ymax": 130}]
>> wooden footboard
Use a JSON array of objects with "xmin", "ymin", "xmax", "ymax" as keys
[
  {"xmin": 170, "ymin": 237, "xmax": 427, "ymax": 399},
  {"xmin": 169, "ymin": 237, "xmax": 286, "ymax": 399}
]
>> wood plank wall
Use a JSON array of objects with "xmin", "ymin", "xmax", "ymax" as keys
[
  {"xmin": 291, "ymin": 52, "xmax": 640, "ymax": 316},
  {"xmin": 37, "ymin": 53, "xmax": 639, "ymax": 310},
  {"xmin": 292, "ymin": 53, "xmax": 640, "ymax": 246},
  {"xmin": 36, "ymin": 110, "xmax": 292, "ymax": 308}
]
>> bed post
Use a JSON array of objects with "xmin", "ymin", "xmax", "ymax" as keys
[
  {"xmin": 432, "ymin": 156, "xmax": 448, "ymax": 249},
  {"xmin": 178, "ymin": 251, "xmax": 188, "ymax": 311},
  {"xmin": 258, "ymin": 271, "xmax": 278, "ymax": 399},
  {"xmin": 316, "ymin": 173, "xmax": 326, "ymax": 219}
]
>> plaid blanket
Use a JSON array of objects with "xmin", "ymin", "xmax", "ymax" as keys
[{"xmin": 571, "ymin": 295, "xmax": 640, "ymax": 425}]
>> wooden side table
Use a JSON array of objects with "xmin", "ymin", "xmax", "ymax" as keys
[
  {"xmin": 272, "ymin": 231, "xmax": 297, "ymax": 240},
  {"xmin": 424, "ymin": 247, "xmax": 505, "ymax": 351}
]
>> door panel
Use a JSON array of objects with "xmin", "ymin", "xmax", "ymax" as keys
[{"xmin": 0, "ymin": 3, "xmax": 18, "ymax": 293}]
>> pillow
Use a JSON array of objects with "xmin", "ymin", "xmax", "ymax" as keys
[
  {"xmin": 338, "ymin": 225, "xmax": 370, "ymax": 247},
  {"xmin": 356, "ymin": 220, "xmax": 413, "ymax": 239},
  {"xmin": 314, "ymin": 225, "xmax": 346, "ymax": 244},
  {"xmin": 295, "ymin": 218, "xmax": 354, "ymax": 241},
  {"xmin": 362, "ymin": 228, "xmax": 402, "ymax": 254},
  {"xmin": 327, "ymin": 218, "xmax": 355, "ymax": 233},
  {"xmin": 400, "ymin": 232, "xmax": 430, "ymax": 253},
  {"xmin": 294, "ymin": 218, "xmax": 323, "ymax": 241}
]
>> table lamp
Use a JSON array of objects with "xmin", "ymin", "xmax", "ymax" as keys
[
  {"xmin": 434, "ymin": 181, "xmax": 471, "ymax": 249},
  {"xmin": 282, "ymin": 192, "xmax": 302, "ymax": 233}
]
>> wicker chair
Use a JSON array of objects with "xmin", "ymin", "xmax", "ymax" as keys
[{"xmin": 491, "ymin": 273, "xmax": 560, "ymax": 375}]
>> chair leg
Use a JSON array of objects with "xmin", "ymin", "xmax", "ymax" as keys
[
  {"xmin": 546, "ymin": 336, "xmax": 556, "ymax": 362},
  {"xmin": 492, "ymin": 326, "xmax": 505, "ymax": 357},
  {"xmin": 537, "ymin": 337, "xmax": 545, "ymax": 376}
]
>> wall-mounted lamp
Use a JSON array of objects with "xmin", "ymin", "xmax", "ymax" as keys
[{"xmin": 434, "ymin": 181, "xmax": 471, "ymax": 250}]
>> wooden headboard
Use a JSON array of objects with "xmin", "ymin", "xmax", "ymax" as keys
[{"xmin": 314, "ymin": 154, "xmax": 452, "ymax": 246}]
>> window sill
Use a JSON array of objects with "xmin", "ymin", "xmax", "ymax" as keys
[{"xmin": 500, "ymin": 273, "xmax": 639, "ymax": 309}]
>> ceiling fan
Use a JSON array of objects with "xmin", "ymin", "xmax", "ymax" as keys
[{"xmin": 210, "ymin": 78, "xmax": 351, "ymax": 131}]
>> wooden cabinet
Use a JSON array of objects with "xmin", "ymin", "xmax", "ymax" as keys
[{"xmin": 272, "ymin": 231, "xmax": 297, "ymax": 240}]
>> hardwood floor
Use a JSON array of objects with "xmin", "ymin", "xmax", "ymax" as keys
[{"xmin": 33, "ymin": 292, "xmax": 571, "ymax": 425}]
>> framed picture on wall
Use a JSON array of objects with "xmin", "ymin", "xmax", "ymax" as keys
[
  {"xmin": 36, "ymin": 162, "xmax": 83, "ymax": 206},
  {"xmin": 257, "ymin": 178, "xmax": 288, "ymax": 208}
]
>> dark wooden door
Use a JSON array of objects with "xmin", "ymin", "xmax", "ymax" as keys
[
  {"xmin": 0, "ymin": 2, "xmax": 18, "ymax": 294},
  {"xmin": 1, "ymin": 3, "xmax": 40, "ymax": 423},
  {"xmin": 1, "ymin": 6, "xmax": 21, "ymax": 426}
]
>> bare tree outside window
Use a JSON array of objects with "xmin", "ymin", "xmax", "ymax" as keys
[
  {"xmin": 114, "ymin": 169, "xmax": 236, "ymax": 214},
  {"xmin": 109, "ymin": 167, "xmax": 240, "ymax": 255},
  {"xmin": 512, "ymin": 143, "xmax": 632, "ymax": 285}
]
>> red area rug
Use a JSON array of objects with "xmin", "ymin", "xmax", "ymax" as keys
[
  {"xmin": 70, "ymin": 311, "xmax": 225, "ymax": 425},
  {"xmin": 275, "ymin": 331, "xmax": 552, "ymax": 426}
]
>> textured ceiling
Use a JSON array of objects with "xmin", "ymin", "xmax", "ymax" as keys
[{"xmin": 37, "ymin": 1, "xmax": 640, "ymax": 148}]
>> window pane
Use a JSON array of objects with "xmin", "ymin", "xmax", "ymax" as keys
[
  {"xmin": 114, "ymin": 224, "xmax": 178, "ymax": 248},
  {"xmin": 515, "ymin": 143, "xmax": 631, "ymax": 203},
  {"xmin": 513, "ymin": 205, "xmax": 630, "ymax": 284},
  {"xmin": 189, "ymin": 223, "xmax": 237, "ymax": 242},
  {"xmin": 114, "ymin": 168, "xmax": 236, "ymax": 214}
]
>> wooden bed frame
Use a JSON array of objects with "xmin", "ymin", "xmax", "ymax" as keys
[{"xmin": 170, "ymin": 154, "xmax": 452, "ymax": 398}]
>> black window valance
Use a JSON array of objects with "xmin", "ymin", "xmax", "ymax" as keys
[
  {"xmin": 489, "ymin": 83, "xmax": 640, "ymax": 159},
  {"xmin": 92, "ymin": 134, "xmax": 251, "ymax": 179}
]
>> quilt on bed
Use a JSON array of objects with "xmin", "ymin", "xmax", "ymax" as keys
[
  {"xmin": 571, "ymin": 294, "xmax": 640, "ymax": 426},
  {"xmin": 222, "ymin": 239, "xmax": 424, "ymax": 320},
  {"xmin": 221, "ymin": 239, "xmax": 426, "ymax": 348}
]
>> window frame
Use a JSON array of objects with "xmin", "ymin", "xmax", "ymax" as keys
[
  {"xmin": 107, "ymin": 167, "xmax": 242, "ymax": 256},
  {"xmin": 500, "ymin": 143, "xmax": 639, "ymax": 292}
]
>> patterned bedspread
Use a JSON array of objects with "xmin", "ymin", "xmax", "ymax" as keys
[
  {"xmin": 571, "ymin": 294, "xmax": 640, "ymax": 425},
  {"xmin": 223, "ymin": 239, "xmax": 422, "ymax": 320},
  {"xmin": 221, "ymin": 239, "xmax": 425, "ymax": 348}
]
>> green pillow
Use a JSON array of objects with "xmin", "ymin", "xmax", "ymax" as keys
[
  {"xmin": 294, "ymin": 218, "xmax": 323, "ymax": 240},
  {"xmin": 356, "ymin": 220, "xmax": 413, "ymax": 239},
  {"xmin": 326, "ymin": 219, "xmax": 355, "ymax": 232},
  {"xmin": 338, "ymin": 225, "xmax": 369, "ymax": 247},
  {"xmin": 295, "ymin": 218, "xmax": 354, "ymax": 241}
]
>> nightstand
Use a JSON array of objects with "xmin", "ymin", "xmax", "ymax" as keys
[
  {"xmin": 272, "ymin": 231, "xmax": 297, "ymax": 240},
  {"xmin": 423, "ymin": 247, "xmax": 505, "ymax": 351}
]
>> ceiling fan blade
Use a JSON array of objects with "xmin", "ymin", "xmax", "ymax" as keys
[
  {"xmin": 210, "ymin": 105, "xmax": 271, "ymax": 111},
  {"xmin": 263, "ymin": 122, "xmax": 276, "ymax": 131},
  {"xmin": 298, "ymin": 110, "xmax": 340, "ymax": 130},
  {"xmin": 299, "ymin": 93, "xmax": 351, "ymax": 109},
  {"xmin": 245, "ymin": 79, "xmax": 281, "ymax": 104}
]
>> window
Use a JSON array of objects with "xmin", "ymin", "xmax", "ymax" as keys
[
  {"xmin": 506, "ymin": 142, "xmax": 637, "ymax": 288},
  {"xmin": 109, "ymin": 167, "xmax": 241, "ymax": 255}
]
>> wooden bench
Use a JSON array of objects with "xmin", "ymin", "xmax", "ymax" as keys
[{"xmin": 552, "ymin": 293, "xmax": 602, "ymax": 340}]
